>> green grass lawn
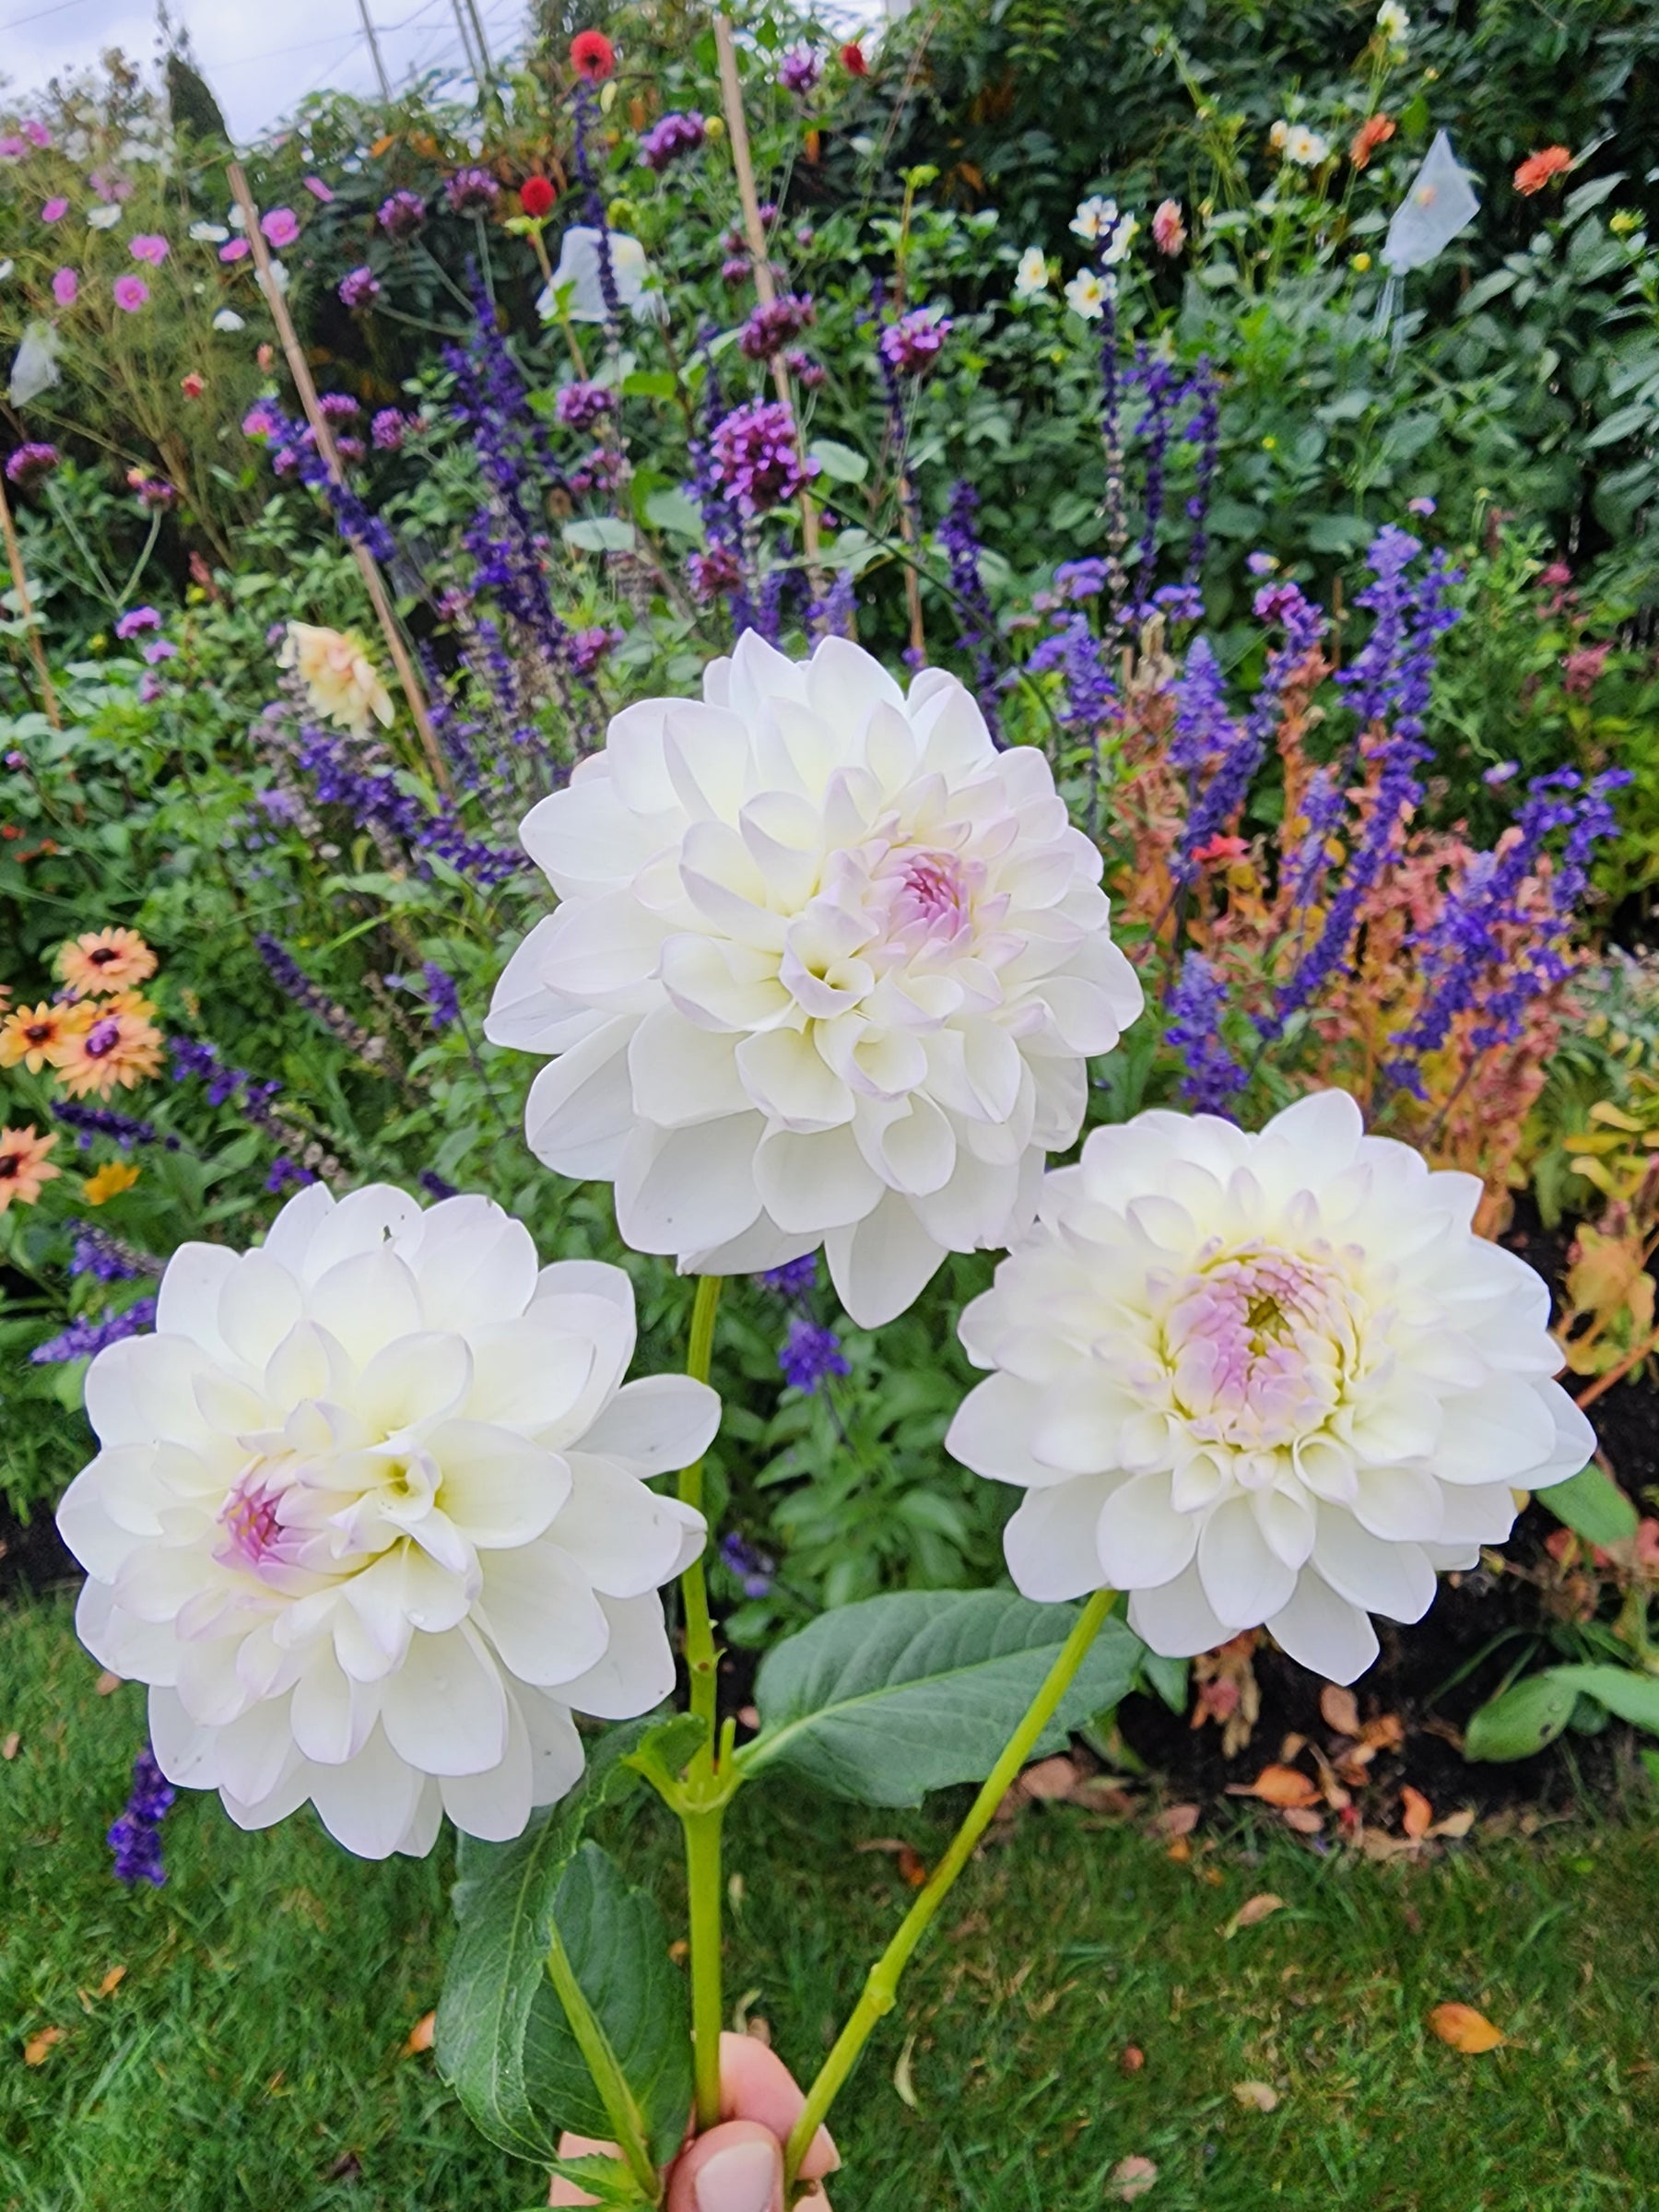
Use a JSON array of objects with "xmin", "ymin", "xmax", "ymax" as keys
[{"xmin": 5, "ymin": 1588, "xmax": 1659, "ymax": 2212}]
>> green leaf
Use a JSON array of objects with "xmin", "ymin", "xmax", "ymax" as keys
[
  {"xmin": 1464, "ymin": 1670, "xmax": 1579, "ymax": 1762},
  {"xmin": 740, "ymin": 1590, "xmax": 1146, "ymax": 1806},
  {"xmin": 622, "ymin": 370, "xmax": 677, "ymax": 400},
  {"xmin": 545, "ymin": 2156, "xmax": 654, "ymax": 2208},
  {"xmin": 1139, "ymin": 1649, "xmax": 1190, "ymax": 1715},
  {"xmin": 526, "ymin": 1842, "xmax": 692, "ymax": 2167},
  {"xmin": 1305, "ymin": 512, "xmax": 1370, "ymax": 554},
  {"xmin": 641, "ymin": 487, "xmax": 706, "ymax": 542},
  {"xmin": 563, "ymin": 518, "xmax": 637, "ymax": 554},
  {"xmin": 1542, "ymin": 1464, "xmax": 1635, "ymax": 1549},
  {"xmin": 806, "ymin": 439, "xmax": 870, "ymax": 485},
  {"xmin": 1547, "ymin": 1664, "xmax": 1659, "ymax": 1735},
  {"xmin": 437, "ymin": 1727, "xmax": 649, "ymax": 2160}
]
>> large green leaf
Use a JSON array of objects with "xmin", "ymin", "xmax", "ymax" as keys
[
  {"xmin": 1542, "ymin": 1464, "xmax": 1636, "ymax": 1549},
  {"xmin": 1547, "ymin": 1663, "xmax": 1659, "ymax": 1735},
  {"xmin": 739, "ymin": 1590, "xmax": 1145, "ymax": 1806},
  {"xmin": 1464, "ymin": 1670, "xmax": 1580, "ymax": 1761},
  {"xmin": 437, "ymin": 1724, "xmax": 680, "ymax": 2163},
  {"xmin": 522, "ymin": 1841, "xmax": 692, "ymax": 2167}
]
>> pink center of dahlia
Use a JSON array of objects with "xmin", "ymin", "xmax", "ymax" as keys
[
  {"xmin": 877, "ymin": 845, "xmax": 981, "ymax": 950},
  {"xmin": 216, "ymin": 1469, "xmax": 296, "ymax": 1576},
  {"xmin": 1163, "ymin": 1244, "xmax": 1349, "ymax": 1454}
]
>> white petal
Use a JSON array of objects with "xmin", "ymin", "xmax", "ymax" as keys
[
  {"xmin": 308, "ymin": 1725, "xmax": 423, "ymax": 1858},
  {"xmin": 440, "ymin": 1696, "xmax": 535, "ymax": 1842},
  {"xmin": 560, "ymin": 1592, "xmax": 677, "ymax": 1719},
  {"xmin": 553, "ymin": 1459, "xmax": 705, "ymax": 1597},
  {"xmin": 754, "ymin": 1123, "xmax": 882, "ymax": 1236},
  {"xmin": 947, "ymin": 1371, "xmax": 1078, "ymax": 1488},
  {"xmin": 579, "ymin": 1374, "xmax": 721, "ymax": 1475},
  {"xmin": 1096, "ymin": 1471, "xmax": 1198, "ymax": 1590},
  {"xmin": 430, "ymin": 1422, "xmax": 571, "ymax": 1546},
  {"xmin": 1312, "ymin": 1507, "xmax": 1436, "ymax": 1623},
  {"xmin": 1126, "ymin": 1562, "xmax": 1231, "ymax": 1658},
  {"xmin": 379, "ymin": 1623, "xmax": 509, "ymax": 1777},
  {"xmin": 477, "ymin": 1540, "xmax": 610, "ymax": 1686},
  {"xmin": 1196, "ymin": 1494, "xmax": 1298, "ymax": 1630},
  {"xmin": 823, "ymin": 1188, "xmax": 947, "ymax": 1327},
  {"xmin": 1003, "ymin": 1477, "xmax": 1111, "ymax": 1601},
  {"xmin": 1266, "ymin": 1570, "xmax": 1380, "ymax": 1685},
  {"xmin": 617, "ymin": 1116, "xmax": 767, "ymax": 1254},
  {"xmin": 524, "ymin": 1018, "xmax": 639, "ymax": 1180}
]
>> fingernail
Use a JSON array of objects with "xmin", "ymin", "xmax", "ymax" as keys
[{"xmin": 693, "ymin": 2137, "xmax": 779, "ymax": 2212}]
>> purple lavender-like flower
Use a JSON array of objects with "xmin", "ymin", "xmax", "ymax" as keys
[
  {"xmin": 339, "ymin": 265, "xmax": 382, "ymax": 310},
  {"xmin": 938, "ymin": 478, "xmax": 1003, "ymax": 743},
  {"xmin": 556, "ymin": 380, "xmax": 616, "ymax": 430},
  {"xmin": 69, "ymin": 1223, "xmax": 143, "ymax": 1283},
  {"xmin": 371, "ymin": 408, "xmax": 408, "ymax": 451},
  {"xmin": 570, "ymin": 77, "xmax": 624, "ymax": 330},
  {"xmin": 421, "ymin": 960, "xmax": 461, "ymax": 1030},
  {"xmin": 721, "ymin": 255, "xmax": 750, "ymax": 288},
  {"xmin": 711, "ymin": 399, "xmax": 818, "ymax": 514},
  {"xmin": 638, "ymin": 111, "xmax": 706, "ymax": 171},
  {"xmin": 378, "ymin": 189, "xmax": 426, "ymax": 239},
  {"xmin": 759, "ymin": 1253, "xmax": 819, "ymax": 1297},
  {"xmin": 879, "ymin": 307, "xmax": 952, "ymax": 378},
  {"xmin": 107, "ymin": 1746, "xmax": 172, "ymax": 1887},
  {"xmin": 419, "ymin": 1169, "xmax": 458, "ymax": 1200},
  {"xmin": 1133, "ymin": 351, "xmax": 1181, "ymax": 601},
  {"xmin": 1167, "ymin": 952, "xmax": 1246, "ymax": 1113},
  {"xmin": 779, "ymin": 1313, "xmax": 850, "ymax": 1394},
  {"xmin": 780, "ymin": 43, "xmax": 823, "ymax": 94},
  {"xmin": 1182, "ymin": 359, "xmax": 1220, "ymax": 586},
  {"xmin": 688, "ymin": 545, "xmax": 743, "ymax": 601},
  {"xmin": 1152, "ymin": 582, "xmax": 1206, "ymax": 623},
  {"xmin": 1182, "ymin": 582, "xmax": 1323, "ymax": 879},
  {"xmin": 318, "ymin": 392, "xmax": 361, "ymax": 422},
  {"xmin": 1025, "ymin": 613, "xmax": 1117, "ymax": 733},
  {"xmin": 720, "ymin": 1531, "xmax": 776, "ymax": 1599},
  {"xmin": 740, "ymin": 293, "xmax": 815, "ymax": 361},
  {"xmin": 32, "ymin": 1295, "xmax": 157, "ymax": 1365},
  {"xmin": 445, "ymin": 167, "xmax": 500, "ymax": 216},
  {"xmin": 6, "ymin": 441, "xmax": 58, "ymax": 491},
  {"xmin": 53, "ymin": 1101, "xmax": 173, "ymax": 1151},
  {"xmin": 265, "ymin": 1155, "xmax": 317, "ymax": 1194},
  {"xmin": 784, "ymin": 347, "xmax": 825, "ymax": 389},
  {"xmin": 1167, "ymin": 635, "xmax": 1238, "ymax": 776},
  {"xmin": 808, "ymin": 567, "xmax": 856, "ymax": 640}
]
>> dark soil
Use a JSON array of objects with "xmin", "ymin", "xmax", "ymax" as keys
[{"xmin": 0, "ymin": 1490, "xmax": 76, "ymax": 1602}]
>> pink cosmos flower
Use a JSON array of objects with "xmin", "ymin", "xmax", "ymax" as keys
[
  {"xmin": 219, "ymin": 239, "xmax": 250, "ymax": 263},
  {"xmin": 129, "ymin": 234, "xmax": 170, "ymax": 265},
  {"xmin": 41, "ymin": 197, "xmax": 68, "ymax": 222},
  {"xmin": 260, "ymin": 206, "xmax": 300, "ymax": 248},
  {"xmin": 23, "ymin": 120, "xmax": 51, "ymax": 148},
  {"xmin": 52, "ymin": 267, "xmax": 78, "ymax": 307},
  {"xmin": 1152, "ymin": 198, "xmax": 1187, "ymax": 255},
  {"xmin": 112, "ymin": 274, "xmax": 149, "ymax": 312},
  {"xmin": 0, "ymin": 137, "xmax": 28, "ymax": 160},
  {"xmin": 302, "ymin": 176, "xmax": 335, "ymax": 202}
]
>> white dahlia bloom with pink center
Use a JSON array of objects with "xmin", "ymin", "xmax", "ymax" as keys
[
  {"xmin": 487, "ymin": 634, "xmax": 1143, "ymax": 1326},
  {"xmin": 56, "ymin": 1184, "xmax": 714, "ymax": 1858},
  {"xmin": 947, "ymin": 1093, "xmax": 1594, "ymax": 1683}
]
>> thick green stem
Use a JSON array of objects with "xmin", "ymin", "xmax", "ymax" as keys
[
  {"xmin": 676, "ymin": 1273, "xmax": 727, "ymax": 2131},
  {"xmin": 782, "ymin": 1588, "xmax": 1117, "ymax": 2189}
]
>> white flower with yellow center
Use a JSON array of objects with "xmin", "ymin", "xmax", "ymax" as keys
[
  {"xmin": 1014, "ymin": 245, "xmax": 1051, "ymax": 300},
  {"xmin": 1285, "ymin": 125, "xmax": 1331, "ymax": 167},
  {"xmin": 279, "ymin": 621, "xmax": 394, "ymax": 739},
  {"xmin": 487, "ymin": 634, "xmax": 1143, "ymax": 1327},
  {"xmin": 57, "ymin": 1184, "xmax": 714, "ymax": 1857},
  {"xmin": 1376, "ymin": 0, "xmax": 1409, "ymax": 47},
  {"xmin": 1065, "ymin": 268, "xmax": 1113, "ymax": 321},
  {"xmin": 947, "ymin": 1093, "xmax": 1594, "ymax": 1683},
  {"xmin": 1070, "ymin": 194, "xmax": 1119, "ymax": 242}
]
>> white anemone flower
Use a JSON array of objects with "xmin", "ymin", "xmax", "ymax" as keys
[
  {"xmin": 537, "ymin": 225, "xmax": 665, "ymax": 325},
  {"xmin": 1013, "ymin": 245, "xmax": 1051, "ymax": 300},
  {"xmin": 87, "ymin": 203, "xmax": 124, "ymax": 229},
  {"xmin": 1065, "ymin": 268, "xmax": 1112, "ymax": 321},
  {"xmin": 487, "ymin": 634, "xmax": 1144, "ymax": 1329},
  {"xmin": 190, "ymin": 220, "xmax": 230, "ymax": 243},
  {"xmin": 56, "ymin": 1184, "xmax": 715, "ymax": 1859},
  {"xmin": 947, "ymin": 1093, "xmax": 1594, "ymax": 1684},
  {"xmin": 1376, "ymin": 0, "xmax": 1410, "ymax": 44},
  {"xmin": 1285, "ymin": 125, "xmax": 1331, "ymax": 167},
  {"xmin": 1070, "ymin": 194, "xmax": 1118, "ymax": 242},
  {"xmin": 1100, "ymin": 213, "xmax": 1138, "ymax": 265},
  {"xmin": 213, "ymin": 309, "xmax": 246, "ymax": 332}
]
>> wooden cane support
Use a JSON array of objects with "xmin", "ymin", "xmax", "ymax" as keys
[
  {"xmin": 227, "ymin": 162, "xmax": 449, "ymax": 791},
  {"xmin": 0, "ymin": 467, "xmax": 60, "ymax": 728},
  {"xmin": 712, "ymin": 17, "xmax": 825, "ymax": 592}
]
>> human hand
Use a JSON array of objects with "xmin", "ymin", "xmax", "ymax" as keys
[{"xmin": 550, "ymin": 2031, "xmax": 839, "ymax": 2212}]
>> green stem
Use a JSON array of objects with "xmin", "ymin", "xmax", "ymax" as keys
[
  {"xmin": 676, "ymin": 1273, "xmax": 726, "ymax": 2131},
  {"xmin": 547, "ymin": 1923, "xmax": 663, "ymax": 2205},
  {"xmin": 782, "ymin": 1588, "xmax": 1117, "ymax": 2190}
]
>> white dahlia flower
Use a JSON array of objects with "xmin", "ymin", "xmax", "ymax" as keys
[
  {"xmin": 56, "ymin": 1184, "xmax": 714, "ymax": 1858},
  {"xmin": 486, "ymin": 634, "xmax": 1143, "ymax": 1328},
  {"xmin": 947, "ymin": 1092, "xmax": 1594, "ymax": 1683}
]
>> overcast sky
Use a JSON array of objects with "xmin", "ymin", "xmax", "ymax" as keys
[
  {"xmin": 0, "ymin": 0, "xmax": 882, "ymax": 141},
  {"xmin": 3, "ymin": 0, "xmax": 575, "ymax": 142}
]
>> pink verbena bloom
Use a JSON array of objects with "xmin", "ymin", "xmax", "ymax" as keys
[
  {"xmin": 710, "ymin": 398, "xmax": 819, "ymax": 514},
  {"xmin": 879, "ymin": 307, "xmax": 952, "ymax": 378}
]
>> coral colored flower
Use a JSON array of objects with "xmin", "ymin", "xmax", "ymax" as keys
[
  {"xmin": 1192, "ymin": 833, "xmax": 1248, "ymax": 867},
  {"xmin": 0, "ymin": 1124, "xmax": 59, "ymax": 1212},
  {"xmin": 260, "ymin": 207, "xmax": 300, "ymax": 248},
  {"xmin": 947, "ymin": 1092, "xmax": 1595, "ymax": 1683},
  {"xmin": 570, "ymin": 29, "xmax": 615, "ymax": 80},
  {"xmin": 519, "ymin": 175, "xmax": 556, "ymax": 220},
  {"xmin": 0, "ymin": 999, "xmax": 90, "ymax": 1073},
  {"xmin": 1349, "ymin": 113, "xmax": 1395, "ymax": 170},
  {"xmin": 180, "ymin": 371, "xmax": 205, "ymax": 399},
  {"xmin": 112, "ymin": 274, "xmax": 149, "ymax": 312},
  {"xmin": 1515, "ymin": 145, "xmax": 1572, "ymax": 194},
  {"xmin": 83, "ymin": 1159, "xmax": 141, "ymax": 1204},
  {"xmin": 41, "ymin": 196, "xmax": 68, "ymax": 221},
  {"xmin": 59, "ymin": 926, "xmax": 158, "ymax": 996},
  {"xmin": 1152, "ymin": 198, "xmax": 1187, "ymax": 254},
  {"xmin": 486, "ymin": 633, "xmax": 1144, "ymax": 1328},
  {"xmin": 841, "ymin": 41, "xmax": 868, "ymax": 74},
  {"xmin": 279, "ymin": 622, "xmax": 394, "ymax": 739},
  {"xmin": 56, "ymin": 1183, "xmax": 715, "ymax": 1858},
  {"xmin": 52, "ymin": 265, "xmax": 77, "ymax": 306},
  {"xmin": 54, "ymin": 995, "xmax": 164, "ymax": 1099}
]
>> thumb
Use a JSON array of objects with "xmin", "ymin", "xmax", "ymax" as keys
[{"xmin": 666, "ymin": 2119, "xmax": 784, "ymax": 2212}]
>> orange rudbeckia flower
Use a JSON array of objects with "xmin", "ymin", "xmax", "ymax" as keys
[
  {"xmin": 1514, "ymin": 146, "xmax": 1572, "ymax": 195},
  {"xmin": 58, "ymin": 926, "xmax": 159, "ymax": 998},
  {"xmin": 0, "ymin": 1124, "xmax": 60, "ymax": 1212},
  {"xmin": 0, "ymin": 999, "xmax": 91, "ymax": 1073},
  {"xmin": 53, "ymin": 994, "xmax": 164, "ymax": 1100}
]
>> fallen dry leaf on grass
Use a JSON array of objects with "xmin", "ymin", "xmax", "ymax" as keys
[
  {"xmin": 892, "ymin": 2033, "xmax": 919, "ymax": 2110},
  {"xmin": 1400, "ymin": 1785, "xmax": 1433, "ymax": 1840},
  {"xmin": 1319, "ymin": 1684, "xmax": 1361, "ymax": 1736},
  {"xmin": 1428, "ymin": 2003, "xmax": 1505, "ymax": 2053},
  {"xmin": 1110, "ymin": 2155, "xmax": 1159, "ymax": 2201},
  {"xmin": 1229, "ymin": 1765, "xmax": 1320, "ymax": 1809},
  {"xmin": 1, "ymin": 1733, "xmax": 18, "ymax": 1761},
  {"xmin": 1222, "ymin": 1893, "xmax": 1285, "ymax": 1939},
  {"xmin": 1118, "ymin": 2044, "xmax": 1145, "ymax": 2074},
  {"xmin": 1428, "ymin": 1807, "xmax": 1476, "ymax": 1841},
  {"xmin": 1281, "ymin": 1806, "xmax": 1324, "ymax": 1836},
  {"xmin": 402, "ymin": 2010, "xmax": 436, "ymax": 2057},
  {"xmin": 1019, "ymin": 1753, "xmax": 1083, "ymax": 1800},
  {"xmin": 23, "ymin": 2028, "xmax": 62, "ymax": 2066},
  {"xmin": 95, "ymin": 1966, "xmax": 125, "ymax": 1999},
  {"xmin": 1150, "ymin": 1802, "xmax": 1199, "ymax": 1840},
  {"xmin": 1231, "ymin": 2080, "xmax": 1279, "ymax": 2112}
]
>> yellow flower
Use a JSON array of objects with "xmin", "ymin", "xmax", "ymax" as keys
[
  {"xmin": 83, "ymin": 1159, "xmax": 141, "ymax": 1205},
  {"xmin": 0, "ymin": 999, "xmax": 91, "ymax": 1074},
  {"xmin": 277, "ymin": 623, "xmax": 394, "ymax": 740},
  {"xmin": 1352, "ymin": 251, "xmax": 1373, "ymax": 272}
]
